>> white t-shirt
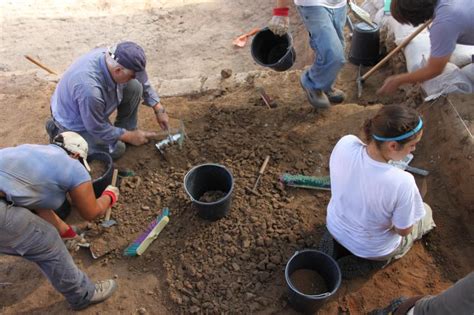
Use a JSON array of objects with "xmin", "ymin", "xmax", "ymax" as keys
[
  {"xmin": 326, "ymin": 135, "xmax": 425, "ymax": 259},
  {"xmin": 294, "ymin": 0, "xmax": 346, "ymax": 9}
]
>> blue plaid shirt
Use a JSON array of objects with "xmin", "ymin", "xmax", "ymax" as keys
[{"xmin": 51, "ymin": 48, "xmax": 160, "ymax": 144}]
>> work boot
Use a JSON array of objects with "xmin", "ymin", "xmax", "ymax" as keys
[
  {"xmin": 337, "ymin": 255, "xmax": 386, "ymax": 279},
  {"xmin": 109, "ymin": 141, "xmax": 126, "ymax": 160},
  {"xmin": 325, "ymin": 88, "xmax": 346, "ymax": 104},
  {"xmin": 90, "ymin": 280, "xmax": 118, "ymax": 305},
  {"xmin": 368, "ymin": 297, "xmax": 408, "ymax": 315},
  {"xmin": 300, "ymin": 74, "xmax": 330, "ymax": 109},
  {"xmin": 45, "ymin": 117, "xmax": 59, "ymax": 143}
]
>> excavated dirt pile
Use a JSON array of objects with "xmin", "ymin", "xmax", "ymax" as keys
[{"xmin": 89, "ymin": 98, "xmax": 342, "ymax": 314}]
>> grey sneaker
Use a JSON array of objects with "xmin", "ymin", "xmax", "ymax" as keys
[
  {"xmin": 299, "ymin": 74, "xmax": 330, "ymax": 109},
  {"xmin": 325, "ymin": 88, "xmax": 346, "ymax": 104},
  {"xmin": 90, "ymin": 280, "xmax": 117, "ymax": 304}
]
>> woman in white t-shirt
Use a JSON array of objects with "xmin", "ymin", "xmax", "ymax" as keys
[{"xmin": 325, "ymin": 105, "xmax": 436, "ymax": 277}]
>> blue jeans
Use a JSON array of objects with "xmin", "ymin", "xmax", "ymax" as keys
[
  {"xmin": 0, "ymin": 200, "xmax": 95, "ymax": 310},
  {"xmin": 297, "ymin": 5, "xmax": 347, "ymax": 91},
  {"xmin": 46, "ymin": 79, "xmax": 142, "ymax": 159}
]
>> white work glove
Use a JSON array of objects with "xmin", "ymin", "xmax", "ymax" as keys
[
  {"xmin": 65, "ymin": 234, "xmax": 89, "ymax": 252},
  {"xmin": 61, "ymin": 225, "xmax": 89, "ymax": 251},
  {"xmin": 102, "ymin": 185, "xmax": 119, "ymax": 206},
  {"xmin": 268, "ymin": 7, "xmax": 290, "ymax": 36}
]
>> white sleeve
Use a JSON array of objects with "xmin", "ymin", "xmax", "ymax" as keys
[{"xmin": 392, "ymin": 176, "xmax": 425, "ymax": 229}]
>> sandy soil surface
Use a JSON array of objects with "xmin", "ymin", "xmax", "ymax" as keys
[{"xmin": 1, "ymin": 1, "xmax": 473, "ymax": 314}]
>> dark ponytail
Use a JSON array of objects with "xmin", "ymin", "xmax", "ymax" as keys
[
  {"xmin": 391, "ymin": 0, "xmax": 438, "ymax": 26},
  {"xmin": 362, "ymin": 105, "xmax": 422, "ymax": 148}
]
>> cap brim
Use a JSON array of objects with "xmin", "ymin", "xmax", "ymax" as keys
[
  {"xmin": 136, "ymin": 70, "xmax": 149, "ymax": 84},
  {"xmin": 81, "ymin": 158, "xmax": 92, "ymax": 172}
]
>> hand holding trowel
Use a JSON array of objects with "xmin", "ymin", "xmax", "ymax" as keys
[
  {"xmin": 389, "ymin": 154, "xmax": 430, "ymax": 176},
  {"xmin": 90, "ymin": 169, "xmax": 122, "ymax": 259}
]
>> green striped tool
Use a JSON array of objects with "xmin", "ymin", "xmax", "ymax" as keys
[{"xmin": 279, "ymin": 173, "xmax": 331, "ymax": 191}]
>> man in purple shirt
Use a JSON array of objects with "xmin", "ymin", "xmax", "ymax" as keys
[
  {"xmin": 378, "ymin": 0, "xmax": 474, "ymax": 94},
  {"xmin": 46, "ymin": 41, "xmax": 169, "ymax": 159}
]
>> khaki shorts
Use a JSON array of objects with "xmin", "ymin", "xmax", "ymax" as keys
[{"xmin": 387, "ymin": 203, "xmax": 436, "ymax": 262}]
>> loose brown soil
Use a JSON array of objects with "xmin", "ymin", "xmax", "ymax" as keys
[
  {"xmin": 0, "ymin": 1, "xmax": 472, "ymax": 314},
  {"xmin": 290, "ymin": 269, "xmax": 328, "ymax": 295},
  {"xmin": 199, "ymin": 190, "xmax": 227, "ymax": 203},
  {"xmin": 89, "ymin": 160, "xmax": 107, "ymax": 180}
]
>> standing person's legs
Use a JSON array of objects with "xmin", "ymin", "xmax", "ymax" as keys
[
  {"xmin": 0, "ymin": 200, "xmax": 95, "ymax": 310},
  {"xmin": 296, "ymin": 5, "xmax": 346, "ymax": 92}
]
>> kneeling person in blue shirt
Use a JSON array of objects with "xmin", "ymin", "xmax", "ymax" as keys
[
  {"xmin": 0, "ymin": 132, "xmax": 119, "ymax": 310},
  {"xmin": 46, "ymin": 41, "xmax": 170, "ymax": 159}
]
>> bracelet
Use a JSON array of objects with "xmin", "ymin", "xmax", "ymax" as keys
[
  {"xmin": 154, "ymin": 106, "xmax": 166, "ymax": 115},
  {"xmin": 273, "ymin": 7, "xmax": 289, "ymax": 17}
]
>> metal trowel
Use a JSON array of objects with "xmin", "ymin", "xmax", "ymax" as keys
[
  {"xmin": 389, "ymin": 154, "xmax": 430, "ymax": 176},
  {"xmin": 155, "ymin": 120, "xmax": 186, "ymax": 155}
]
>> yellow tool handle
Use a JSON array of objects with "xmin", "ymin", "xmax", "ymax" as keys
[
  {"xmin": 104, "ymin": 169, "xmax": 119, "ymax": 221},
  {"xmin": 259, "ymin": 155, "xmax": 271, "ymax": 175},
  {"xmin": 361, "ymin": 19, "xmax": 432, "ymax": 81}
]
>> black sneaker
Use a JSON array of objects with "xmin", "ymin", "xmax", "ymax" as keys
[
  {"xmin": 337, "ymin": 255, "xmax": 386, "ymax": 279},
  {"xmin": 368, "ymin": 297, "xmax": 408, "ymax": 315}
]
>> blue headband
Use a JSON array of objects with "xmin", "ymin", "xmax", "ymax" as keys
[{"xmin": 373, "ymin": 117, "xmax": 423, "ymax": 142}]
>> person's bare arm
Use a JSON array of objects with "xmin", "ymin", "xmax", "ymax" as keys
[
  {"xmin": 119, "ymin": 129, "xmax": 158, "ymax": 146},
  {"xmin": 69, "ymin": 181, "xmax": 112, "ymax": 221},
  {"xmin": 393, "ymin": 225, "xmax": 413, "ymax": 237},
  {"xmin": 377, "ymin": 55, "xmax": 451, "ymax": 94},
  {"xmin": 36, "ymin": 209, "xmax": 70, "ymax": 234},
  {"xmin": 276, "ymin": 0, "xmax": 291, "ymax": 7}
]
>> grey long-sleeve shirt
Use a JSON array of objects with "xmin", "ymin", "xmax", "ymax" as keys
[{"xmin": 51, "ymin": 48, "xmax": 160, "ymax": 144}]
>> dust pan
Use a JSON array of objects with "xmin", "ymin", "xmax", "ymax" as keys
[
  {"xmin": 233, "ymin": 28, "xmax": 260, "ymax": 48},
  {"xmin": 348, "ymin": 1, "xmax": 376, "ymax": 28}
]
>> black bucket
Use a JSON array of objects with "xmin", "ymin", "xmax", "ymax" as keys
[
  {"xmin": 54, "ymin": 199, "xmax": 71, "ymax": 220},
  {"xmin": 285, "ymin": 249, "xmax": 341, "ymax": 314},
  {"xmin": 87, "ymin": 152, "xmax": 113, "ymax": 198},
  {"xmin": 349, "ymin": 22, "xmax": 381, "ymax": 66},
  {"xmin": 183, "ymin": 164, "xmax": 234, "ymax": 221},
  {"xmin": 251, "ymin": 27, "xmax": 296, "ymax": 72}
]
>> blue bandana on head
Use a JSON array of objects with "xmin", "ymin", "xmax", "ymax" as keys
[{"xmin": 373, "ymin": 117, "xmax": 423, "ymax": 142}]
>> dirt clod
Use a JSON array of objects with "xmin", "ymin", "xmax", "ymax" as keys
[
  {"xmin": 89, "ymin": 160, "xmax": 107, "ymax": 180},
  {"xmin": 199, "ymin": 190, "xmax": 226, "ymax": 203},
  {"xmin": 221, "ymin": 68, "xmax": 232, "ymax": 79},
  {"xmin": 290, "ymin": 269, "xmax": 328, "ymax": 295}
]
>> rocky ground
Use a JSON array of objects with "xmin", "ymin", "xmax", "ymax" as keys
[{"xmin": 0, "ymin": 0, "xmax": 473, "ymax": 314}]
